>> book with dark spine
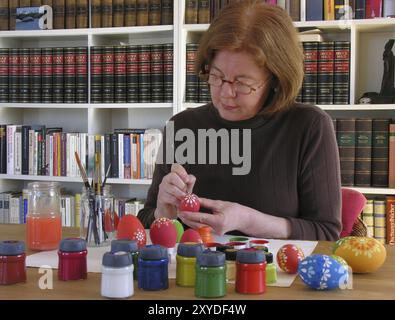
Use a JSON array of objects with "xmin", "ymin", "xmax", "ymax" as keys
[
  {"xmin": 114, "ymin": 46, "xmax": 127, "ymax": 103},
  {"xmin": 101, "ymin": 0, "xmax": 113, "ymax": 27},
  {"xmin": 198, "ymin": 78, "xmax": 210, "ymax": 103},
  {"xmin": 150, "ymin": 44, "xmax": 164, "ymax": 102},
  {"xmin": 355, "ymin": 118, "xmax": 372, "ymax": 187},
  {"xmin": 111, "ymin": 133, "xmax": 119, "ymax": 178},
  {"xmin": 286, "ymin": 0, "xmax": 300, "ymax": 21},
  {"xmin": 336, "ymin": 118, "xmax": 356, "ymax": 186},
  {"xmin": 19, "ymin": 0, "xmax": 30, "ymax": 6},
  {"xmin": 185, "ymin": 0, "xmax": 198, "ymax": 24},
  {"xmin": 9, "ymin": 0, "xmax": 19, "ymax": 30},
  {"xmin": 104, "ymin": 133, "xmax": 112, "ymax": 178},
  {"xmin": 102, "ymin": 46, "xmax": 114, "ymax": 103},
  {"xmin": 372, "ymin": 118, "xmax": 390, "ymax": 187},
  {"xmin": 138, "ymin": 45, "xmax": 151, "ymax": 102},
  {"xmin": 210, "ymin": 0, "xmax": 220, "ymax": 21},
  {"xmin": 136, "ymin": 0, "xmax": 149, "ymax": 26},
  {"xmin": 65, "ymin": 0, "xmax": 76, "ymax": 28},
  {"xmin": 306, "ymin": 0, "xmax": 323, "ymax": 20},
  {"xmin": 19, "ymin": 48, "xmax": 30, "ymax": 103},
  {"xmin": 30, "ymin": 48, "xmax": 42, "ymax": 103},
  {"xmin": 354, "ymin": 0, "xmax": 365, "ymax": 19},
  {"xmin": 161, "ymin": 0, "xmax": 173, "ymax": 24},
  {"xmin": 317, "ymin": 41, "xmax": 334, "ymax": 105},
  {"xmin": 63, "ymin": 47, "xmax": 76, "ymax": 103},
  {"xmin": 185, "ymin": 43, "xmax": 199, "ymax": 102},
  {"xmin": 76, "ymin": 0, "xmax": 88, "ymax": 28},
  {"xmin": 53, "ymin": 0, "xmax": 65, "ymax": 29},
  {"xmin": 198, "ymin": 0, "xmax": 210, "ymax": 23},
  {"xmin": 75, "ymin": 47, "xmax": 88, "ymax": 103},
  {"xmin": 149, "ymin": 0, "xmax": 161, "ymax": 25},
  {"xmin": 9, "ymin": 48, "xmax": 19, "ymax": 103},
  {"xmin": 52, "ymin": 47, "xmax": 64, "ymax": 103},
  {"xmin": 334, "ymin": 41, "xmax": 350, "ymax": 105},
  {"xmin": 113, "ymin": 0, "xmax": 124, "ymax": 27},
  {"xmin": 41, "ymin": 48, "xmax": 53, "ymax": 103},
  {"xmin": 21, "ymin": 125, "xmax": 31, "ymax": 175},
  {"xmin": 0, "ymin": 48, "xmax": 8, "ymax": 102},
  {"xmin": 0, "ymin": 125, "xmax": 6, "ymax": 173},
  {"xmin": 91, "ymin": 0, "xmax": 101, "ymax": 28},
  {"xmin": 126, "ymin": 45, "xmax": 139, "ymax": 103},
  {"xmin": 124, "ymin": 0, "xmax": 137, "ymax": 26},
  {"xmin": 390, "ymin": 123, "xmax": 395, "ymax": 188},
  {"xmin": 163, "ymin": 43, "xmax": 173, "ymax": 103},
  {"xmin": 0, "ymin": 0, "xmax": 9, "ymax": 30},
  {"xmin": 90, "ymin": 46, "xmax": 102, "ymax": 103},
  {"xmin": 302, "ymin": 42, "xmax": 318, "ymax": 104}
]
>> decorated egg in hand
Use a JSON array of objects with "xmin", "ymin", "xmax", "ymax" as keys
[
  {"xmin": 179, "ymin": 193, "xmax": 200, "ymax": 212},
  {"xmin": 333, "ymin": 237, "xmax": 387, "ymax": 273},
  {"xmin": 298, "ymin": 254, "xmax": 350, "ymax": 290},
  {"xmin": 116, "ymin": 215, "xmax": 146, "ymax": 248},
  {"xmin": 277, "ymin": 244, "xmax": 305, "ymax": 274},
  {"xmin": 180, "ymin": 228, "xmax": 203, "ymax": 243},
  {"xmin": 150, "ymin": 217, "xmax": 177, "ymax": 248}
]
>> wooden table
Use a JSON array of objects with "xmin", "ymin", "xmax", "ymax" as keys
[{"xmin": 1, "ymin": 224, "xmax": 395, "ymax": 300}]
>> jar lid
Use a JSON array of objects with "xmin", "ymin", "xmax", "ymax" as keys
[
  {"xmin": 236, "ymin": 248, "xmax": 266, "ymax": 264},
  {"xmin": 216, "ymin": 245, "xmax": 232, "ymax": 252},
  {"xmin": 139, "ymin": 245, "xmax": 168, "ymax": 260},
  {"xmin": 28, "ymin": 181, "xmax": 59, "ymax": 190},
  {"xmin": 196, "ymin": 250, "xmax": 225, "ymax": 267},
  {"xmin": 224, "ymin": 248, "xmax": 238, "ymax": 261},
  {"xmin": 177, "ymin": 243, "xmax": 204, "ymax": 257},
  {"xmin": 102, "ymin": 251, "xmax": 133, "ymax": 268},
  {"xmin": 0, "ymin": 240, "xmax": 25, "ymax": 255},
  {"xmin": 111, "ymin": 239, "xmax": 138, "ymax": 253},
  {"xmin": 59, "ymin": 238, "xmax": 87, "ymax": 252},
  {"xmin": 265, "ymin": 252, "xmax": 273, "ymax": 264}
]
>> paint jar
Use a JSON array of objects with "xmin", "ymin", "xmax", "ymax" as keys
[
  {"xmin": 111, "ymin": 239, "xmax": 139, "ymax": 279},
  {"xmin": 249, "ymin": 239, "xmax": 269, "ymax": 248},
  {"xmin": 176, "ymin": 242, "xmax": 204, "ymax": 287},
  {"xmin": 58, "ymin": 238, "xmax": 87, "ymax": 281},
  {"xmin": 204, "ymin": 242, "xmax": 222, "ymax": 251},
  {"xmin": 99, "ymin": 185, "xmax": 115, "ymax": 240},
  {"xmin": 101, "ymin": 251, "xmax": 134, "ymax": 298},
  {"xmin": 265, "ymin": 252, "xmax": 277, "ymax": 284},
  {"xmin": 224, "ymin": 248, "xmax": 238, "ymax": 282},
  {"xmin": 26, "ymin": 182, "xmax": 62, "ymax": 251},
  {"xmin": 225, "ymin": 241, "xmax": 248, "ymax": 250},
  {"xmin": 0, "ymin": 241, "xmax": 26, "ymax": 285},
  {"xmin": 138, "ymin": 245, "xmax": 168, "ymax": 291},
  {"xmin": 236, "ymin": 248, "xmax": 266, "ymax": 294},
  {"xmin": 195, "ymin": 250, "xmax": 226, "ymax": 298}
]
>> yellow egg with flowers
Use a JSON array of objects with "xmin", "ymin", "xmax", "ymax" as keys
[{"xmin": 333, "ymin": 237, "xmax": 386, "ymax": 273}]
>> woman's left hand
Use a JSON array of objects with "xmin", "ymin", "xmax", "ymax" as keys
[{"xmin": 177, "ymin": 197, "xmax": 248, "ymax": 235}]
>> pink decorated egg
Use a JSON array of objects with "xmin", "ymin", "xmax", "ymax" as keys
[
  {"xmin": 116, "ymin": 215, "xmax": 146, "ymax": 248},
  {"xmin": 180, "ymin": 228, "xmax": 203, "ymax": 243},
  {"xmin": 277, "ymin": 244, "xmax": 305, "ymax": 274},
  {"xmin": 150, "ymin": 217, "xmax": 177, "ymax": 248}
]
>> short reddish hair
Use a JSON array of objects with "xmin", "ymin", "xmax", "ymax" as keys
[{"xmin": 196, "ymin": 0, "xmax": 304, "ymax": 116}]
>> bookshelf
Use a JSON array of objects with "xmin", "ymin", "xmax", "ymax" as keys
[{"xmin": 1, "ymin": 1, "xmax": 395, "ymax": 223}]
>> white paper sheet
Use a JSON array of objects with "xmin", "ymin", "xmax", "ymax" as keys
[{"xmin": 26, "ymin": 232, "xmax": 317, "ymax": 287}]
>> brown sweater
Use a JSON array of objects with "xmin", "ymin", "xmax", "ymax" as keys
[{"xmin": 138, "ymin": 103, "xmax": 342, "ymax": 241}]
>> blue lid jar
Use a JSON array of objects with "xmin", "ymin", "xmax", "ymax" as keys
[
  {"xmin": 177, "ymin": 243, "xmax": 204, "ymax": 257},
  {"xmin": 139, "ymin": 245, "xmax": 168, "ymax": 260},
  {"xmin": 59, "ymin": 238, "xmax": 87, "ymax": 252},
  {"xmin": 196, "ymin": 250, "xmax": 225, "ymax": 267},
  {"xmin": 102, "ymin": 251, "xmax": 133, "ymax": 268},
  {"xmin": 0, "ymin": 241, "xmax": 25, "ymax": 256},
  {"xmin": 111, "ymin": 239, "xmax": 138, "ymax": 253}
]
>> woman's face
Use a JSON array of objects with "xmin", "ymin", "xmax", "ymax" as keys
[{"xmin": 209, "ymin": 50, "xmax": 271, "ymax": 121}]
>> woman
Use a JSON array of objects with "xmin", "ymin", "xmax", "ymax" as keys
[{"xmin": 138, "ymin": 0, "xmax": 341, "ymax": 241}]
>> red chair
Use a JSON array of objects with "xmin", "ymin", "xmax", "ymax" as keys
[{"xmin": 340, "ymin": 188, "xmax": 368, "ymax": 238}]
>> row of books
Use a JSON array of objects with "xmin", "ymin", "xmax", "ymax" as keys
[
  {"xmin": 185, "ymin": 0, "xmax": 395, "ymax": 24},
  {"xmin": 185, "ymin": 43, "xmax": 212, "ymax": 104},
  {"xmin": 297, "ymin": 41, "xmax": 350, "ymax": 106},
  {"xmin": 334, "ymin": 118, "xmax": 395, "ymax": 188},
  {"xmin": 0, "ymin": 47, "xmax": 88, "ymax": 103},
  {"xmin": 0, "ymin": 189, "xmax": 145, "ymax": 227},
  {"xmin": 361, "ymin": 196, "xmax": 395, "ymax": 245},
  {"xmin": 0, "ymin": 125, "xmax": 163, "ymax": 180},
  {"xmin": 91, "ymin": 44, "xmax": 173, "ymax": 104}
]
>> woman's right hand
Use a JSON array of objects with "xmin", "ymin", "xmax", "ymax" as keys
[{"xmin": 154, "ymin": 163, "xmax": 196, "ymax": 220}]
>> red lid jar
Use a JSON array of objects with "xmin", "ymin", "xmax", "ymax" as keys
[
  {"xmin": 0, "ymin": 241, "xmax": 27, "ymax": 285},
  {"xmin": 235, "ymin": 248, "xmax": 266, "ymax": 294},
  {"xmin": 58, "ymin": 238, "xmax": 88, "ymax": 281}
]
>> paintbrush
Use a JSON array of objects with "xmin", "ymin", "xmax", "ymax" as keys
[
  {"xmin": 74, "ymin": 151, "xmax": 91, "ymax": 190},
  {"xmin": 101, "ymin": 162, "xmax": 112, "ymax": 190}
]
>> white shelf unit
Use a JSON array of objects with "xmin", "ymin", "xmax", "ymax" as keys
[{"xmin": 1, "ymin": 4, "xmax": 395, "ymax": 201}]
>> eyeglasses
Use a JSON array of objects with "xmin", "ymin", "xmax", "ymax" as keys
[{"xmin": 200, "ymin": 73, "xmax": 268, "ymax": 95}]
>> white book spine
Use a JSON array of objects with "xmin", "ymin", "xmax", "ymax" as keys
[
  {"xmin": 101, "ymin": 135, "xmax": 105, "ymax": 180},
  {"xmin": 14, "ymin": 129, "xmax": 22, "ymax": 175},
  {"xmin": 118, "ymin": 133, "xmax": 124, "ymax": 179},
  {"xmin": 33, "ymin": 132, "xmax": 38, "ymax": 176},
  {"xmin": 28, "ymin": 130, "xmax": 34, "ymax": 175},
  {"xmin": 49, "ymin": 135, "xmax": 54, "ymax": 176},
  {"xmin": 66, "ymin": 133, "xmax": 71, "ymax": 177},
  {"xmin": 300, "ymin": 0, "xmax": 306, "ymax": 21},
  {"xmin": 6, "ymin": 125, "xmax": 16, "ymax": 175}
]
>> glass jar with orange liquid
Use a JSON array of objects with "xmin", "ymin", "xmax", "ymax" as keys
[{"xmin": 26, "ymin": 182, "xmax": 62, "ymax": 251}]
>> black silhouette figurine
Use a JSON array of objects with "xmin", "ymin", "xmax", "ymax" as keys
[{"xmin": 359, "ymin": 39, "xmax": 395, "ymax": 104}]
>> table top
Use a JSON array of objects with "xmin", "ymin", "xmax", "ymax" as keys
[{"xmin": 1, "ymin": 224, "xmax": 395, "ymax": 300}]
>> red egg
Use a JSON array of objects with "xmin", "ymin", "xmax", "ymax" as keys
[
  {"xmin": 150, "ymin": 217, "xmax": 178, "ymax": 248},
  {"xmin": 116, "ymin": 215, "xmax": 147, "ymax": 248},
  {"xmin": 179, "ymin": 193, "xmax": 200, "ymax": 212},
  {"xmin": 276, "ymin": 244, "xmax": 305, "ymax": 274},
  {"xmin": 180, "ymin": 228, "xmax": 203, "ymax": 243}
]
